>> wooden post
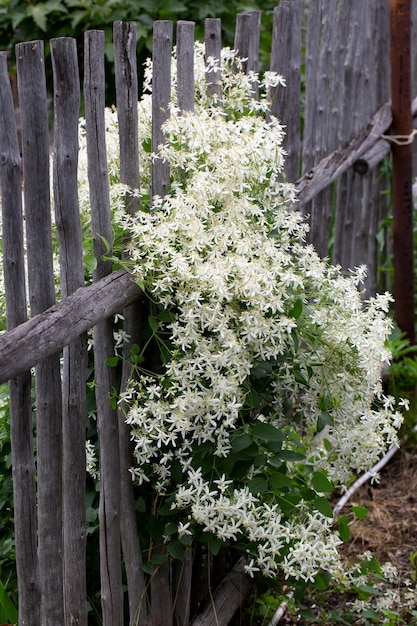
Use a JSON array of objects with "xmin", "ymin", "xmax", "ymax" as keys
[
  {"xmin": 233, "ymin": 11, "xmax": 261, "ymax": 99},
  {"xmin": 0, "ymin": 51, "xmax": 41, "ymax": 626},
  {"xmin": 204, "ymin": 18, "xmax": 222, "ymax": 103},
  {"xmin": 51, "ymin": 36, "xmax": 88, "ymax": 626},
  {"xmin": 113, "ymin": 20, "xmax": 148, "ymax": 626},
  {"xmin": 84, "ymin": 29, "xmax": 124, "ymax": 626},
  {"xmin": 151, "ymin": 20, "xmax": 173, "ymax": 200},
  {"xmin": 16, "ymin": 39, "xmax": 65, "ymax": 626},
  {"xmin": 270, "ymin": 0, "xmax": 302, "ymax": 182},
  {"xmin": 390, "ymin": 0, "xmax": 415, "ymax": 343},
  {"xmin": 177, "ymin": 20, "xmax": 195, "ymax": 113}
]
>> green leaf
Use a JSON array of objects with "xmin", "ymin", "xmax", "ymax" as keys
[
  {"xmin": 317, "ymin": 411, "xmax": 332, "ymax": 432},
  {"xmin": 148, "ymin": 316, "xmax": 160, "ymax": 332},
  {"xmin": 231, "ymin": 433, "xmax": 253, "ymax": 453},
  {"xmin": 312, "ymin": 471, "xmax": 333, "ymax": 493},
  {"xmin": 245, "ymin": 386, "xmax": 260, "ymax": 409},
  {"xmin": 28, "ymin": 3, "xmax": 48, "ymax": 31},
  {"xmin": 269, "ymin": 471, "xmax": 292, "ymax": 489},
  {"xmin": 314, "ymin": 496, "xmax": 333, "ymax": 518},
  {"xmin": 338, "ymin": 515, "xmax": 350, "ymax": 542},
  {"xmin": 201, "ymin": 534, "xmax": 222, "ymax": 556},
  {"xmin": 351, "ymin": 505, "xmax": 368, "ymax": 520},
  {"xmin": 278, "ymin": 449, "xmax": 305, "ymax": 462},
  {"xmin": 150, "ymin": 553, "xmax": 168, "ymax": 565},
  {"xmin": 105, "ymin": 356, "xmax": 119, "ymax": 368},
  {"xmin": 248, "ymin": 476, "xmax": 268, "ymax": 495},
  {"xmin": 288, "ymin": 298, "xmax": 303, "ymax": 319},
  {"xmin": 96, "ymin": 233, "xmax": 112, "ymax": 253},
  {"xmin": 142, "ymin": 137, "xmax": 152, "ymax": 153},
  {"xmin": 84, "ymin": 253, "xmax": 97, "ymax": 272},
  {"xmin": 167, "ymin": 539, "xmax": 187, "ymax": 561},
  {"xmin": 252, "ymin": 422, "xmax": 284, "ymax": 442},
  {"xmin": 0, "ymin": 578, "xmax": 18, "ymax": 625},
  {"xmin": 141, "ymin": 562, "xmax": 155, "ymax": 575}
]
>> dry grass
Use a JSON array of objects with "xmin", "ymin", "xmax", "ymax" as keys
[{"xmin": 338, "ymin": 451, "xmax": 417, "ymax": 578}]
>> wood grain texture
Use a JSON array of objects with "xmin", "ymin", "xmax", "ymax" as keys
[
  {"xmin": 0, "ymin": 50, "xmax": 40, "ymax": 626},
  {"xmin": 17, "ymin": 39, "xmax": 64, "ymax": 626}
]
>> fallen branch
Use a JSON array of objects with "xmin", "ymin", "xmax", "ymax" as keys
[
  {"xmin": 0, "ymin": 269, "xmax": 143, "ymax": 384},
  {"xmin": 333, "ymin": 444, "xmax": 400, "ymax": 518}
]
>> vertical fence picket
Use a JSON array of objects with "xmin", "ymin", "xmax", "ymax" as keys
[
  {"xmin": 151, "ymin": 20, "xmax": 173, "ymax": 200},
  {"xmin": 84, "ymin": 29, "xmax": 124, "ymax": 626},
  {"xmin": 270, "ymin": 0, "xmax": 302, "ymax": 182},
  {"xmin": 173, "ymin": 22, "xmax": 195, "ymax": 625},
  {"xmin": 113, "ymin": 20, "xmax": 148, "ymax": 626},
  {"xmin": 50, "ymin": 36, "xmax": 88, "ymax": 626},
  {"xmin": 204, "ymin": 18, "xmax": 222, "ymax": 103},
  {"xmin": 233, "ymin": 11, "xmax": 261, "ymax": 98},
  {"xmin": 16, "ymin": 39, "xmax": 64, "ymax": 626},
  {"xmin": 301, "ymin": 0, "xmax": 339, "ymax": 258},
  {"xmin": 0, "ymin": 52, "xmax": 40, "ymax": 626},
  {"xmin": 177, "ymin": 21, "xmax": 195, "ymax": 113},
  {"xmin": 150, "ymin": 19, "xmax": 174, "ymax": 626}
]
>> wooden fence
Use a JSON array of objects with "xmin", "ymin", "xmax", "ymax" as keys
[{"xmin": 0, "ymin": 2, "xmax": 415, "ymax": 625}]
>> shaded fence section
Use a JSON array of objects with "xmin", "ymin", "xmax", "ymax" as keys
[{"xmin": 0, "ymin": 3, "xmax": 414, "ymax": 625}]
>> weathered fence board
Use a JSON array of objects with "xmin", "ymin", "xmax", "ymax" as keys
[
  {"xmin": 270, "ymin": 0, "xmax": 302, "ymax": 181},
  {"xmin": 50, "ymin": 35, "xmax": 88, "ymax": 626},
  {"xmin": 17, "ymin": 39, "xmax": 65, "ymax": 626},
  {"xmin": 113, "ymin": 20, "xmax": 148, "ymax": 626},
  {"xmin": 84, "ymin": 28, "xmax": 124, "ymax": 626},
  {"xmin": 204, "ymin": 18, "xmax": 222, "ymax": 103},
  {"xmin": 0, "ymin": 51, "xmax": 40, "ymax": 626},
  {"xmin": 151, "ymin": 20, "xmax": 173, "ymax": 200}
]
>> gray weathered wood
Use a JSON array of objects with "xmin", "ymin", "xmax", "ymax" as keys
[
  {"xmin": 0, "ymin": 269, "xmax": 142, "ymax": 385},
  {"xmin": 296, "ymin": 102, "xmax": 393, "ymax": 205},
  {"xmin": 270, "ymin": 0, "xmax": 302, "ymax": 181},
  {"xmin": 84, "ymin": 29, "xmax": 124, "ymax": 626},
  {"xmin": 174, "ymin": 546, "xmax": 192, "ymax": 626},
  {"xmin": 113, "ymin": 20, "xmax": 148, "ymax": 626},
  {"xmin": 191, "ymin": 558, "xmax": 254, "ymax": 626},
  {"xmin": 114, "ymin": 21, "xmax": 140, "ymax": 215},
  {"xmin": 301, "ymin": 0, "xmax": 339, "ymax": 257},
  {"xmin": 51, "ymin": 36, "xmax": 88, "ymax": 626},
  {"xmin": 354, "ymin": 96, "xmax": 417, "ymax": 174},
  {"xmin": 177, "ymin": 21, "xmax": 195, "ymax": 113},
  {"xmin": 332, "ymin": 1, "xmax": 390, "ymax": 296},
  {"xmin": 234, "ymin": 11, "xmax": 261, "ymax": 98},
  {"xmin": 151, "ymin": 20, "xmax": 173, "ymax": 200},
  {"xmin": 204, "ymin": 18, "xmax": 222, "ymax": 102},
  {"xmin": 16, "ymin": 39, "xmax": 64, "ymax": 626},
  {"xmin": 0, "ymin": 51, "xmax": 40, "ymax": 626}
]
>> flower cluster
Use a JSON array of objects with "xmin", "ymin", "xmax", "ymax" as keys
[{"xmin": 77, "ymin": 43, "xmax": 405, "ymax": 582}]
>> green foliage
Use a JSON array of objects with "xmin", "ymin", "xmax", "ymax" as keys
[
  {"xmin": 0, "ymin": 577, "xmax": 18, "ymax": 625},
  {"xmin": 0, "ymin": 0, "xmax": 278, "ymax": 105}
]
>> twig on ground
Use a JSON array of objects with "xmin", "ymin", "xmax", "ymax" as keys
[{"xmin": 333, "ymin": 444, "xmax": 400, "ymax": 518}]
